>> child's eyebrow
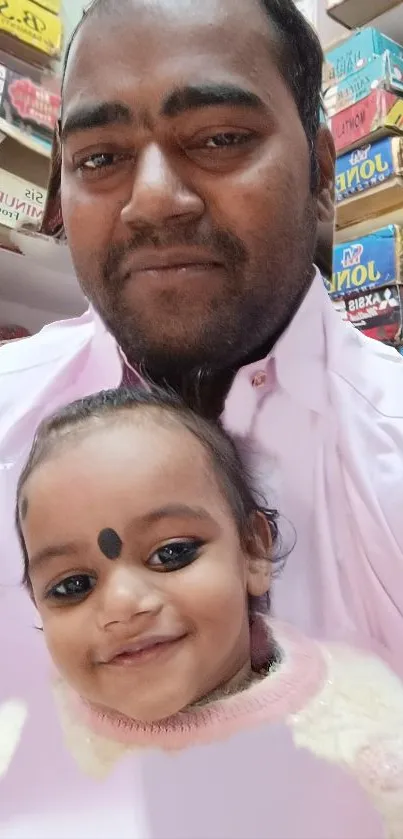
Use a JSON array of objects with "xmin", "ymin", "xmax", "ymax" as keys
[
  {"xmin": 29, "ymin": 542, "xmax": 82, "ymax": 573},
  {"xmin": 140, "ymin": 504, "xmax": 214, "ymax": 526}
]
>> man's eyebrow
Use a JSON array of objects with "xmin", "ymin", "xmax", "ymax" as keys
[
  {"xmin": 161, "ymin": 84, "xmax": 266, "ymax": 118},
  {"xmin": 61, "ymin": 101, "xmax": 133, "ymax": 142}
]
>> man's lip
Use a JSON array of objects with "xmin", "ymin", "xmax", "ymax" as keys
[
  {"xmin": 124, "ymin": 249, "xmax": 223, "ymax": 274},
  {"xmin": 99, "ymin": 633, "xmax": 186, "ymax": 664}
]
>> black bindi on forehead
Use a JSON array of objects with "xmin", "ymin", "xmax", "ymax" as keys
[{"xmin": 97, "ymin": 528, "xmax": 123, "ymax": 560}]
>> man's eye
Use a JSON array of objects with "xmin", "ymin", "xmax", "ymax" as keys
[
  {"xmin": 203, "ymin": 132, "xmax": 253, "ymax": 149},
  {"xmin": 47, "ymin": 574, "xmax": 96, "ymax": 601},
  {"xmin": 147, "ymin": 540, "xmax": 204, "ymax": 572},
  {"xmin": 77, "ymin": 152, "xmax": 129, "ymax": 173}
]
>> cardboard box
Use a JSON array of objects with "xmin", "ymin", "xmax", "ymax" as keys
[
  {"xmin": 332, "ymin": 297, "xmax": 349, "ymax": 321},
  {"xmin": 324, "ymin": 53, "xmax": 403, "ymax": 118},
  {"xmin": 34, "ymin": 0, "xmax": 60, "ymax": 13},
  {"xmin": 0, "ymin": 125, "xmax": 49, "ymax": 245},
  {"xmin": 335, "ymin": 136, "xmax": 403, "ymax": 228},
  {"xmin": 345, "ymin": 285, "xmax": 403, "ymax": 343},
  {"xmin": 0, "ymin": 0, "xmax": 62, "ymax": 66},
  {"xmin": 0, "ymin": 167, "xmax": 46, "ymax": 231},
  {"xmin": 327, "ymin": 224, "xmax": 403, "ymax": 298},
  {"xmin": 330, "ymin": 88, "xmax": 403, "ymax": 154},
  {"xmin": 0, "ymin": 62, "xmax": 60, "ymax": 144},
  {"xmin": 324, "ymin": 29, "xmax": 403, "ymax": 87},
  {"xmin": 327, "ymin": 0, "xmax": 402, "ymax": 30}
]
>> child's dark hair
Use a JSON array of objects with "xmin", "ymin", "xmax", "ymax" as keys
[{"xmin": 16, "ymin": 385, "xmax": 281, "ymax": 609}]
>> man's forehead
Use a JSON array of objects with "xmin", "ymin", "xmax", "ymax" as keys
[{"xmin": 63, "ymin": 0, "xmax": 278, "ymax": 96}]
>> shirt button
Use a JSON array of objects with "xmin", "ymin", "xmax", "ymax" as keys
[{"xmin": 251, "ymin": 370, "xmax": 267, "ymax": 388}]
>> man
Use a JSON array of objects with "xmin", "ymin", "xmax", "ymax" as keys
[{"xmin": 1, "ymin": 0, "xmax": 403, "ymax": 700}]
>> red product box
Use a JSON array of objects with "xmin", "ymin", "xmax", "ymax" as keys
[
  {"xmin": 330, "ymin": 88, "xmax": 403, "ymax": 155},
  {"xmin": 344, "ymin": 284, "xmax": 403, "ymax": 343},
  {"xmin": 0, "ymin": 62, "xmax": 60, "ymax": 138}
]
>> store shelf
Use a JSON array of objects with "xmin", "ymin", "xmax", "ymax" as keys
[
  {"xmin": 370, "ymin": 3, "xmax": 403, "ymax": 43},
  {"xmin": 325, "ymin": 2, "xmax": 403, "ymax": 50},
  {"xmin": 327, "ymin": 0, "xmax": 402, "ymax": 30},
  {"xmin": 335, "ymin": 205, "xmax": 403, "ymax": 242},
  {"xmin": 0, "ymin": 117, "xmax": 51, "ymax": 159}
]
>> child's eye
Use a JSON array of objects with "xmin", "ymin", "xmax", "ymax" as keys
[
  {"xmin": 47, "ymin": 574, "xmax": 96, "ymax": 601},
  {"xmin": 147, "ymin": 540, "xmax": 204, "ymax": 572}
]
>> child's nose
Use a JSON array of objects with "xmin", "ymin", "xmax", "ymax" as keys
[{"xmin": 97, "ymin": 566, "xmax": 163, "ymax": 629}]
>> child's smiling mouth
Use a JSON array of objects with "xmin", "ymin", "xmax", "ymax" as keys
[{"xmin": 99, "ymin": 632, "xmax": 188, "ymax": 667}]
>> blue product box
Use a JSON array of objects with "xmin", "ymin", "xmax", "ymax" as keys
[
  {"xmin": 324, "ymin": 52, "xmax": 403, "ymax": 118},
  {"xmin": 324, "ymin": 28, "xmax": 403, "ymax": 86},
  {"xmin": 327, "ymin": 225, "xmax": 403, "ymax": 299},
  {"xmin": 335, "ymin": 136, "xmax": 403, "ymax": 203}
]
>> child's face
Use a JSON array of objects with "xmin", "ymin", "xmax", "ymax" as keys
[{"xmin": 21, "ymin": 417, "xmax": 269, "ymax": 722}]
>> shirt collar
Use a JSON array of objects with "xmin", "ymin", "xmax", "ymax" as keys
[{"xmin": 272, "ymin": 268, "xmax": 330, "ymax": 414}]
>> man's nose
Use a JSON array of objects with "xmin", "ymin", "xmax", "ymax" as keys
[
  {"xmin": 98, "ymin": 566, "xmax": 163, "ymax": 630},
  {"xmin": 120, "ymin": 143, "xmax": 204, "ymax": 229}
]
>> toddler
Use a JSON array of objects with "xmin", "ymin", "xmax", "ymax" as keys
[{"xmin": 16, "ymin": 386, "xmax": 403, "ymax": 838}]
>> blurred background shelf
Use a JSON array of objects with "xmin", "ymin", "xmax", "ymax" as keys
[
  {"xmin": 0, "ymin": 241, "xmax": 85, "ymax": 332},
  {"xmin": 327, "ymin": 0, "xmax": 402, "ymax": 31}
]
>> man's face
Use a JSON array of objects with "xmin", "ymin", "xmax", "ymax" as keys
[{"xmin": 61, "ymin": 0, "xmax": 326, "ymax": 376}]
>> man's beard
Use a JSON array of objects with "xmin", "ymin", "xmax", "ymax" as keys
[{"xmin": 89, "ymin": 207, "xmax": 316, "ymax": 392}]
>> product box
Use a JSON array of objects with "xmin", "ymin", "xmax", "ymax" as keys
[
  {"xmin": 324, "ymin": 53, "xmax": 403, "ymax": 118},
  {"xmin": 35, "ymin": 0, "xmax": 61, "ymax": 13},
  {"xmin": 327, "ymin": 225, "xmax": 403, "ymax": 299},
  {"xmin": 0, "ymin": 62, "xmax": 60, "ymax": 143},
  {"xmin": 330, "ymin": 89, "xmax": 403, "ymax": 154},
  {"xmin": 332, "ymin": 297, "xmax": 349, "ymax": 321},
  {"xmin": 0, "ymin": 168, "xmax": 46, "ymax": 231},
  {"xmin": 0, "ymin": 0, "xmax": 62, "ymax": 66},
  {"xmin": 324, "ymin": 29, "xmax": 403, "ymax": 87},
  {"xmin": 344, "ymin": 285, "xmax": 403, "ymax": 343},
  {"xmin": 335, "ymin": 137, "xmax": 403, "ymax": 228},
  {"xmin": 327, "ymin": 0, "xmax": 401, "ymax": 29},
  {"xmin": 0, "ymin": 125, "xmax": 49, "ymax": 245}
]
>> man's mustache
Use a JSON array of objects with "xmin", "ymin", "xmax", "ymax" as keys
[{"xmin": 103, "ymin": 225, "xmax": 248, "ymax": 288}]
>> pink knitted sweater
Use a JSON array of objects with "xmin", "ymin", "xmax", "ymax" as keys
[{"xmin": 54, "ymin": 621, "xmax": 403, "ymax": 838}]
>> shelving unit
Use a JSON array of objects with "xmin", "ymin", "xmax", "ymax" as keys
[
  {"xmin": 0, "ymin": 0, "xmax": 64, "ymax": 340},
  {"xmin": 325, "ymin": 0, "xmax": 403, "ymax": 346}
]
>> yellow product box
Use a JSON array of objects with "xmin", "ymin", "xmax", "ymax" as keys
[
  {"xmin": 0, "ymin": 167, "xmax": 46, "ymax": 230},
  {"xmin": 32, "ymin": 0, "xmax": 61, "ymax": 13},
  {"xmin": 0, "ymin": 0, "xmax": 62, "ymax": 65}
]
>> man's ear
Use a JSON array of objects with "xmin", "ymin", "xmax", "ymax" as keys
[
  {"xmin": 315, "ymin": 125, "xmax": 335, "ymax": 223},
  {"xmin": 246, "ymin": 511, "xmax": 272, "ymax": 599},
  {"xmin": 40, "ymin": 120, "xmax": 64, "ymax": 238},
  {"xmin": 313, "ymin": 126, "xmax": 335, "ymax": 278}
]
